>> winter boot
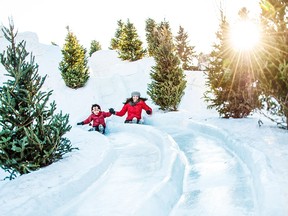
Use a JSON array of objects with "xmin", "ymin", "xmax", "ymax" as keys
[
  {"xmin": 88, "ymin": 127, "xmax": 96, "ymax": 131},
  {"xmin": 132, "ymin": 117, "xmax": 137, "ymax": 124},
  {"xmin": 98, "ymin": 124, "xmax": 104, "ymax": 134}
]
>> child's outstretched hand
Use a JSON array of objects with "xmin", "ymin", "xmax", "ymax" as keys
[{"xmin": 109, "ymin": 108, "xmax": 116, "ymax": 114}]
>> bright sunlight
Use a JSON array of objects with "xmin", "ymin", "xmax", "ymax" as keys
[{"xmin": 230, "ymin": 20, "xmax": 260, "ymax": 51}]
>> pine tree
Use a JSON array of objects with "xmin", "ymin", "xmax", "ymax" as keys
[
  {"xmin": 175, "ymin": 26, "xmax": 197, "ymax": 70},
  {"xmin": 258, "ymin": 0, "xmax": 288, "ymax": 129},
  {"xmin": 89, "ymin": 40, "xmax": 102, "ymax": 57},
  {"xmin": 59, "ymin": 26, "xmax": 89, "ymax": 89},
  {"xmin": 147, "ymin": 26, "xmax": 186, "ymax": 111},
  {"xmin": 204, "ymin": 10, "xmax": 230, "ymax": 114},
  {"xmin": 110, "ymin": 20, "xmax": 125, "ymax": 50},
  {"xmin": 0, "ymin": 20, "xmax": 75, "ymax": 179},
  {"xmin": 116, "ymin": 19, "xmax": 146, "ymax": 61},
  {"xmin": 145, "ymin": 19, "xmax": 172, "ymax": 58},
  {"xmin": 145, "ymin": 18, "xmax": 158, "ymax": 57},
  {"xmin": 204, "ymin": 9, "xmax": 261, "ymax": 118}
]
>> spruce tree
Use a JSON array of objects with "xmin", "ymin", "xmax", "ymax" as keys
[
  {"xmin": 89, "ymin": 40, "xmax": 102, "ymax": 57},
  {"xmin": 147, "ymin": 26, "xmax": 186, "ymax": 111},
  {"xmin": 258, "ymin": 0, "xmax": 288, "ymax": 129},
  {"xmin": 204, "ymin": 9, "xmax": 261, "ymax": 118},
  {"xmin": 204, "ymin": 11, "xmax": 230, "ymax": 116},
  {"xmin": 175, "ymin": 26, "xmax": 197, "ymax": 70},
  {"xmin": 145, "ymin": 19, "xmax": 172, "ymax": 58},
  {"xmin": 116, "ymin": 19, "xmax": 146, "ymax": 61},
  {"xmin": 110, "ymin": 20, "xmax": 125, "ymax": 50},
  {"xmin": 59, "ymin": 26, "xmax": 89, "ymax": 89},
  {"xmin": 0, "ymin": 21, "xmax": 75, "ymax": 179},
  {"xmin": 145, "ymin": 18, "xmax": 158, "ymax": 57}
]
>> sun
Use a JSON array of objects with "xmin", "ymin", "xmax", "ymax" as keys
[{"xmin": 230, "ymin": 20, "xmax": 260, "ymax": 51}]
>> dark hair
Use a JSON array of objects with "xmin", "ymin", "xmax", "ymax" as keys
[
  {"xmin": 91, "ymin": 104, "xmax": 101, "ymax": 110},
  {"xmin": 123, "ymin": 97, "xmax": 147, "ymax": 104}
]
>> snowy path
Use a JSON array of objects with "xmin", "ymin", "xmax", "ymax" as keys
[
  {"xmin": 150, "ymin": 113, "xmax": 259, "ymax": 216},
  {"xmin": 165, "ymin": 126, "xmax": 254, "ymax": 216},
  {"xmin": 53, "ymin": 123, "xmax": 186, "ymax": 216}
]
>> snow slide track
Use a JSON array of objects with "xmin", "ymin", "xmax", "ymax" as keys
[
  {"xmin": 164, "ymin": 119, "xmax": 272, "ymax": 216},
  {"xmin": 57, "ymin": 123, "xmax": 186, "ymax": 215}
]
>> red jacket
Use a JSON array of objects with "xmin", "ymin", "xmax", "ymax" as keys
[
  {"xmin": 83, "ymin": 111, "xmax": 111, "ymax": 127},
  {"xmin": 116, "ymin": 100, "xmax": 152, "ymax": 121}
]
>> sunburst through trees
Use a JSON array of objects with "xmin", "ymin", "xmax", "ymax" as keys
[
  {"xmin": 205, "ymin": 1, "xmax": 288, "ymax": 129},
  {"xmin": 204, "ymin": 7, "xmax": 262, "ymax": 118}
]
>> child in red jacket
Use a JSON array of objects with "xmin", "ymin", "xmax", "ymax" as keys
[
  {"xmin": 77, "ymin": 104, "xmax": 111, "ymax": 134},
  {"xmin": 109, "ymin": 91, "xmax": 152, "ymax": 124}
]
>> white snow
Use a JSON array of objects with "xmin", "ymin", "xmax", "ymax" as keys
[{"xmin": 0, "ymin": 32, "xmax": 288, "ymax": 216}]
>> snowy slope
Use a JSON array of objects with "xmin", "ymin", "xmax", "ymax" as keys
[{"xmin": 0, "ymin": 32, "xmax": 288, "ymax": 216}]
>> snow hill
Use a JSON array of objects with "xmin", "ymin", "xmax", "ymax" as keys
[{"xmin": 0, "ymin": 32, "xmax": 288, "ymax": 216}]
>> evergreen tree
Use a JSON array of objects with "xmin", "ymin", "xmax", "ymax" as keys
[
  {"xmin": 258, "ymin": 0, "xmax": 288, "ymax": 129},
  {"xmin": 117, "ymin": 19, "xmax": 146, "ymax": 61},
  {"xmin": 59, "ymin": 26, "xmax": 89, "ymax": 89},
  {"xmin": 89, "ymin": 40, "xmax": 102, "ymax": 57},
  {"xmin": 110, "ymin": 20, "xmax": 125, "ymax": 50},
  {"xmin": 0, "ymin": 21, "xmax": 75, "ymax": 179},
  {"xmin": 145, "ymin": 18, "xmax": 158, "ymax": 57},
  {"xmin": 147, "ymin": 26, "xmax": 186, "ymax": 111},
  {"xmin": 204, "ymin": 11, "xmax": 229, "ymax": 116},
  {"xmin": 145, "ymin": 19, "xmax": 172, "ymax": 58},
  {"xmin": 204, "ymin": 9, "xmax": 261, "ymax": 118},
  {"xmin": 175, "ymin": 26, "xmax": 197, "ymax": 70}
]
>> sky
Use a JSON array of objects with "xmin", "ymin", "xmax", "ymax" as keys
[
  {"xmin": 1, "ymin": 0, "xmax": 260, "ymax": 53},
  {"xmin": 0, "ymin": 32, "xmax": 288, "ymax": 216}
]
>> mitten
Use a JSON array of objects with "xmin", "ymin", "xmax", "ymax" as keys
[
  {"xmin": 77, "ymin": 121, "xmax": 84, "ymax": 125},
  {"xmin": 146, "ymin": 110, "xmax": 152, "ymax": 115},
  {"xmin": 109, "ymin": 108, "xmax": 116, "ymax": 115}
]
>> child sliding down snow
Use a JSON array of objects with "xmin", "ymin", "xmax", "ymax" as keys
[{"xmin": 77, "ymin": 104, "xmax": 111, "ymax": 134}]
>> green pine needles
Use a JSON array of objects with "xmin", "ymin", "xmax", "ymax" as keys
[
  {"xmin": 204, "ymin": 10, "xmax": 261, "ymax": 119},
  {"xmin": 0, "ymin": 20, "xmax": 75, "ymax": 179},
  {"xmin": 175, "ymin": 26, "xmax": 197, "ymax": 71},
  {"xmin": 89, "ymin": 40, "xmax": 102, "ymax": 57},
  {"xmin": 258, "ymin": 0, "xmax": 288, "ymax": 129},
  {"xmin": 110, "ymin": 19, "xmax": 146, "ymax": 61},
  {"xmin": 147, "ymin": 24, "xmax": 186, "ymax": 111},
  {"xmin": 59, "ymin": 26, "xmax": 89, "ymax": 89}
]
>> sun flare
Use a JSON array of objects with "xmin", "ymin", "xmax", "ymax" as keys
[{"xmin": 230, "ymin": 20, "xmax": 260, "ymax": 51}]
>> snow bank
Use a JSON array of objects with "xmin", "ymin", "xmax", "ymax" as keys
[{"xmin": 0, "ymin": 129, "xmax": 115, "ymax": 216}]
